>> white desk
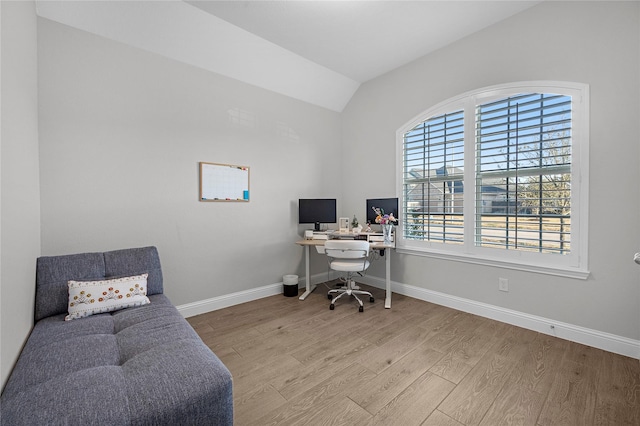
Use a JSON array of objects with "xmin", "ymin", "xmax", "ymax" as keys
[{"xmin": 295, "ymin": 233, "xmax": 395, "ymax": 308}]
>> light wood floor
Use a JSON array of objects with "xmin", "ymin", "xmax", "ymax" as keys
[{"xmin": 188, "ymin": 282, "xmax": 640, "ymax": 425}]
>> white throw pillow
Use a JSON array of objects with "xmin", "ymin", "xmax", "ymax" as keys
[{"xmin": 65, "ymin": 273, "xmax": 150, "ymax": 321}]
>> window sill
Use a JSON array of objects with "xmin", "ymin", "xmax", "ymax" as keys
[{"xmin": 396, "ymin": 247, "xmax": 590, "ymax": 280}]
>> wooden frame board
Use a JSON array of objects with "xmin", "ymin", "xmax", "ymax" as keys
[{"xmin": 199, "ymin": 162, "xmax": 250, "ymax": 202}]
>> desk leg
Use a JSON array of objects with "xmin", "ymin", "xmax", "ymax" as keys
[
  {"xmin": 299, "ymin": 244, "xmax": 316, "ymax": 300},
  {"xmin": 384, "ymin": 249, "xmax": 392, "ymax": 309}
]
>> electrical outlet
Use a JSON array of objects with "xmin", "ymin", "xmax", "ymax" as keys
[{"xmin": 498, "ymin": 277, "xmax": 509, "ymax": 292}]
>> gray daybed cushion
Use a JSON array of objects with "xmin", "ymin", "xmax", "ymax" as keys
[{"xmin": 0, "ymin": 246, "xmax": 233, "ymax": 425}]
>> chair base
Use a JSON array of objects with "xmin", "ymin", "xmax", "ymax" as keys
[{"xmin": 328, "ymin": 279, "xmax": 374, "ymax": 312}]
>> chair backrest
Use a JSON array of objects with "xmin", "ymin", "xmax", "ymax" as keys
[{"xmin": 324, "ymin": 240, "xmax": 370, "ymax": 259}]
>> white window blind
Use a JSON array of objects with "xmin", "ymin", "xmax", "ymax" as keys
[
  {"xmin": 397, "ymin": 82, "xmax": 588, "ymax": 277},
  {"xmin": 403, "ymin": 110, "xmax": 464, "ymax": 244},
  {"xmin": 475, "ymin": 93, "xmax": 572, "ymax": 253}
]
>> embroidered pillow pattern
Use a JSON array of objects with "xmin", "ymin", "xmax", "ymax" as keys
[{"xmin": 66, "ymin": 273, "xmax": 150, "ymax": 321}]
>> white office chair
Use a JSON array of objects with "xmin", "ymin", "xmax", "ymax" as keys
[{"xmin": 324, "ymin": 240, "xmax": 374, "ymax": 312}]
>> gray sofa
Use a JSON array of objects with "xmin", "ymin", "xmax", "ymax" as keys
[{"xmin": 0, "ymin": 246, "xmax": 233, "ymax": 425}]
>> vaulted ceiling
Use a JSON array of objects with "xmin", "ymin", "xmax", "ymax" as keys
[{"xmin": 36, "ymin": 1, "xmax": 540, "ymax": 112}]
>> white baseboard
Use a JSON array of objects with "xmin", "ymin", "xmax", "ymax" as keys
[
  {"xmin": 176, "ymin": 282, "xmax": 284, "ymax": 318},
  {"xmin": 357, "ymin": 275, "xmax": 640, "ymax": 360},
  {"xmin": 177, "ymin": 275, "xmax": 640, "ymax": 360}
]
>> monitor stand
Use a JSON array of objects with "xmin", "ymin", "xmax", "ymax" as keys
[{"xmin": 314, "ymin": 222, "xmax": 321, "ymax": 232}]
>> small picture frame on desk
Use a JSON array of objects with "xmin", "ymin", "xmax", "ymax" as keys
[{"xmin": 338, "ymin": 217, "xmax": 349, "ymax": 233}]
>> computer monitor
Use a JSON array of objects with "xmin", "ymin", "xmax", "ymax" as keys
[
  {"xmin": 298, "ymin": 198, "xmax": 337, "ymax": 231},
  {"xmin": 366, "ymin": 198, "xmax": 399, "ymax": 224}
]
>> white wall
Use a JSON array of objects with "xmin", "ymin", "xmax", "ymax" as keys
[
  {"xmin": 342, "ymin": 1, "xmax": 640, "ymax": 341},
  {"xmin": 1, "ymin": 1, "xmax": 42, "ymax": 388},
  {"xmin": 36, "ymin": 18, "xmax": 343, "ymax": 306}
]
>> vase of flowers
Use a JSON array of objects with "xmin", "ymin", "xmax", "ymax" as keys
[{"xmin": 372, "ymin": 207, "xmax": 396, "ymax": 244}]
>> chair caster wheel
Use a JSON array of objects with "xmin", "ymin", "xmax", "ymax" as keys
[
  {"xmin": 370, "ymin": 297, "xmax": 375, "ymax": 303},
  {"xmin": 359, "ymin": 306, "xmax": 364, "ymax": 312},
  {"xmin": 328, "ymin": 294, "xmax": 333, "ymax": 300},
  {"xmin": 329, "ymin": 304, "xmax": 335, "ymax": 310}
]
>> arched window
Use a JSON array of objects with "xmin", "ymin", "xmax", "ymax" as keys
[{"xmin": 397, "ymin": 82, "xmax": 589, "ymax": 278}]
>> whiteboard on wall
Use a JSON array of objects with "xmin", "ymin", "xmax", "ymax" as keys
[{"xmin": 199, "ymin": 162, "xmax": 250, "ymax": 202}]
